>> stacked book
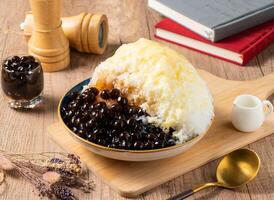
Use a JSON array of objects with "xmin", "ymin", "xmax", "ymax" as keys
[{"xmin": 148, "ymin": 0, "xmax": 274, "ymax": 65}]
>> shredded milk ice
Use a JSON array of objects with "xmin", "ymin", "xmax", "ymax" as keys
[{"xmin": 90, "ymin": 38, "xmax": 214, "ymax": 143}]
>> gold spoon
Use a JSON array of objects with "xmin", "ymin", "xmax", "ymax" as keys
[{"xmin": 168, "ymin": 148, "xmax": 260, "ymax": 200}]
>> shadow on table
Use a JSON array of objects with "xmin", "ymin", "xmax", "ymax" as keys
[
  {"xmin": 267, "ymin": 93, "xmax": 274, "ymax": 104},
  {"xmin": 194, "ymin": 187, "xmax": 222, "ymax": 200},
  {"xmin": 69, "ymin": 43, "xmax": 121, "ymax": 70},
  {"xmin": 13, "ymin": 94, "xmax": 59, "ymax": 115},
  {"xmin": 255, "ymin": 43, "xmax": 274, "ymax": 66}
]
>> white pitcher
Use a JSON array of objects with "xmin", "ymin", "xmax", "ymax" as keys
[{"xmin": 232, "ymin": 94, "xmax": 273, "ymax": 132}]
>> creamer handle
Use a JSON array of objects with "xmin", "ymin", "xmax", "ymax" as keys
[{"xmin": 262, "ymin": 100, "xmax": 273, "ymax": 118}]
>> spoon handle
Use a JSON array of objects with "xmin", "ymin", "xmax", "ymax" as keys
[
  {"xmin": 167, "ymin": 189, "xmax": 194, "ymax": 200},
  {"xmin": 167, "ymin": 182, "xmax": 218, "ymax": 200}
]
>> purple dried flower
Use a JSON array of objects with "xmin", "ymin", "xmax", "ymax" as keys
[
  {"xmin": 67, "ymin": 154, "xmax": 81, "ymax": 165},
  {"xmin": 35, "ymin": 180, "xmax": 52, "ymax": 198},
  {"xmin": 51, "ymin": 184, "xmax": 77, "ymax": 200},
  {"xmin": 50, "ymin": 158, "xmax": 64, "ymax": 164}
]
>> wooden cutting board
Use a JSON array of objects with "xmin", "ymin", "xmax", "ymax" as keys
[{"xmin": 48, "ymin": 69, "xmax": 274, "ymax": 198}]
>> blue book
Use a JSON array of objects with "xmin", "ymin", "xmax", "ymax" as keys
[{"xmin": 148, "ymin": 0, "xmax": 274, "ymax": 42}]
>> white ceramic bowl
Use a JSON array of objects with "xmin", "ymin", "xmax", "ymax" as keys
[{"xmin": 58, "ymin": 79, "xmax": 212, "ymax": 161}]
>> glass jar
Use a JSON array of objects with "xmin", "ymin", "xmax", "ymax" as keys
[{"xmin": 1, "ymin": 55, "xmax": 44, "ymax": 108}]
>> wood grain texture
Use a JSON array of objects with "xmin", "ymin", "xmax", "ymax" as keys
[
  {"xmin": 0, "ymin": 0, "xmax": 273, "ymax": 200},
  {"xmin": 48, "ymin": 70, "xmax": 274, "ymax": 197}
]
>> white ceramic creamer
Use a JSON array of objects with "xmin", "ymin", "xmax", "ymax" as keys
[{"xmin": 232, "ymin": 94, "xmax": 273, "ymax": 132}]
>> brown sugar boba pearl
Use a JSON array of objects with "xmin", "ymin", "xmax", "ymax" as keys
[
  {"xmin": 100, "ymin": 89, "xmax": 110, "ymax": 99},
  {"xmin": 110, "ymin": 88, "xmax": 120, "ymax": 99},
  {"xmin": 61, "ymin": 86, "xmax": 177, "ymax": 150},
  {"xmin": 117, "ymin": 96, "xmax": 128, "ymax": 106}
]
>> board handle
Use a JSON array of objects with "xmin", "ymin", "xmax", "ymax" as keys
[
  {"xmin": 198, "ymin": 69, "xmax": 274, "ymax": 99},
  {"xmin": 251, "ymin": 72, "xmax": 274, "ymax": 99}
]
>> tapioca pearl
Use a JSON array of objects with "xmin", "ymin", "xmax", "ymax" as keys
[
  {"xmin": 117, "ymin": 96, "xmax": 128, "ymax": 106},
  {"xmin": 110, "ymin": 88, "xmax": 120, "ymax": 99},
  {"xmin": 100, "ymin": 89, "xmax": 111, "ymax": 99},
  {"xmin": 94, "ymin": 101, "xmax": 107, "ymax": 110}
]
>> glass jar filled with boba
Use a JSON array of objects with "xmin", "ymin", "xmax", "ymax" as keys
[{"xmin": 1, "ymin": 55, "xmax": 44, "ymax": 108}]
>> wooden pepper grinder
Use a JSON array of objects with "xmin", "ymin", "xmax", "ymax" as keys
[
  {"xmin": 63, "ymin": 13, "xmax": 108, "ymax": 54},
  {"xmin": 28, "ymin": 0, "xmax": 70, "ymax": 72},
  {"xmin": 22, "ymin": 12, "xmax": 109, "ymax": 55}
]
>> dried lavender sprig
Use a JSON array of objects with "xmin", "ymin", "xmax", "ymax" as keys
[
  {"xmin": 1, "ymin": 150, "xmax": 70, "ymax": 166},
  {"xmin": 11, "ymin": 160, "xmax": 53, "ymax": 198},
  {"xmin": 0, "ymin": 150, "xmax": 67, "ymax": 157},
  {"xmin": 51, "ymin": 183, "xmax": 78, "ymax": 200},
  {"xmin": 6, "ymin": 156, "xmax": 81, "ymax": 199},
  {"xmin": 5, "ymin": 152, "xmax": 68, "ymax": 164},
  {"xmin": 15, "ymin": 160, "xmax": 48, "ymax": 174},
  {"xmin": 5, "ymin": 152, "xmax": 83, "ymax": 185},
  {"xmin": 2, "ymin": 152, "xmax": 82, "ymax": 176},
  {"xmin": 0, "ymin": 151, "xmax": 95, "ymax": 199}
]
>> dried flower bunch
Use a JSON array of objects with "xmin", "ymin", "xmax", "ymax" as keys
[{"xmin": 0, "ymin": 150, "xmax": 95, "ymax": 200}]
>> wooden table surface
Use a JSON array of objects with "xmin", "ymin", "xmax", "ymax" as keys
[{"xmin": 0, "ymin": 0, "xmax": 273, "ymax": 200}]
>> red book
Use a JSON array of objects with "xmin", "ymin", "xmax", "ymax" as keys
[{"xmin": 155, "ymin": 18, "xmax": 274, "ymax": 65}]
